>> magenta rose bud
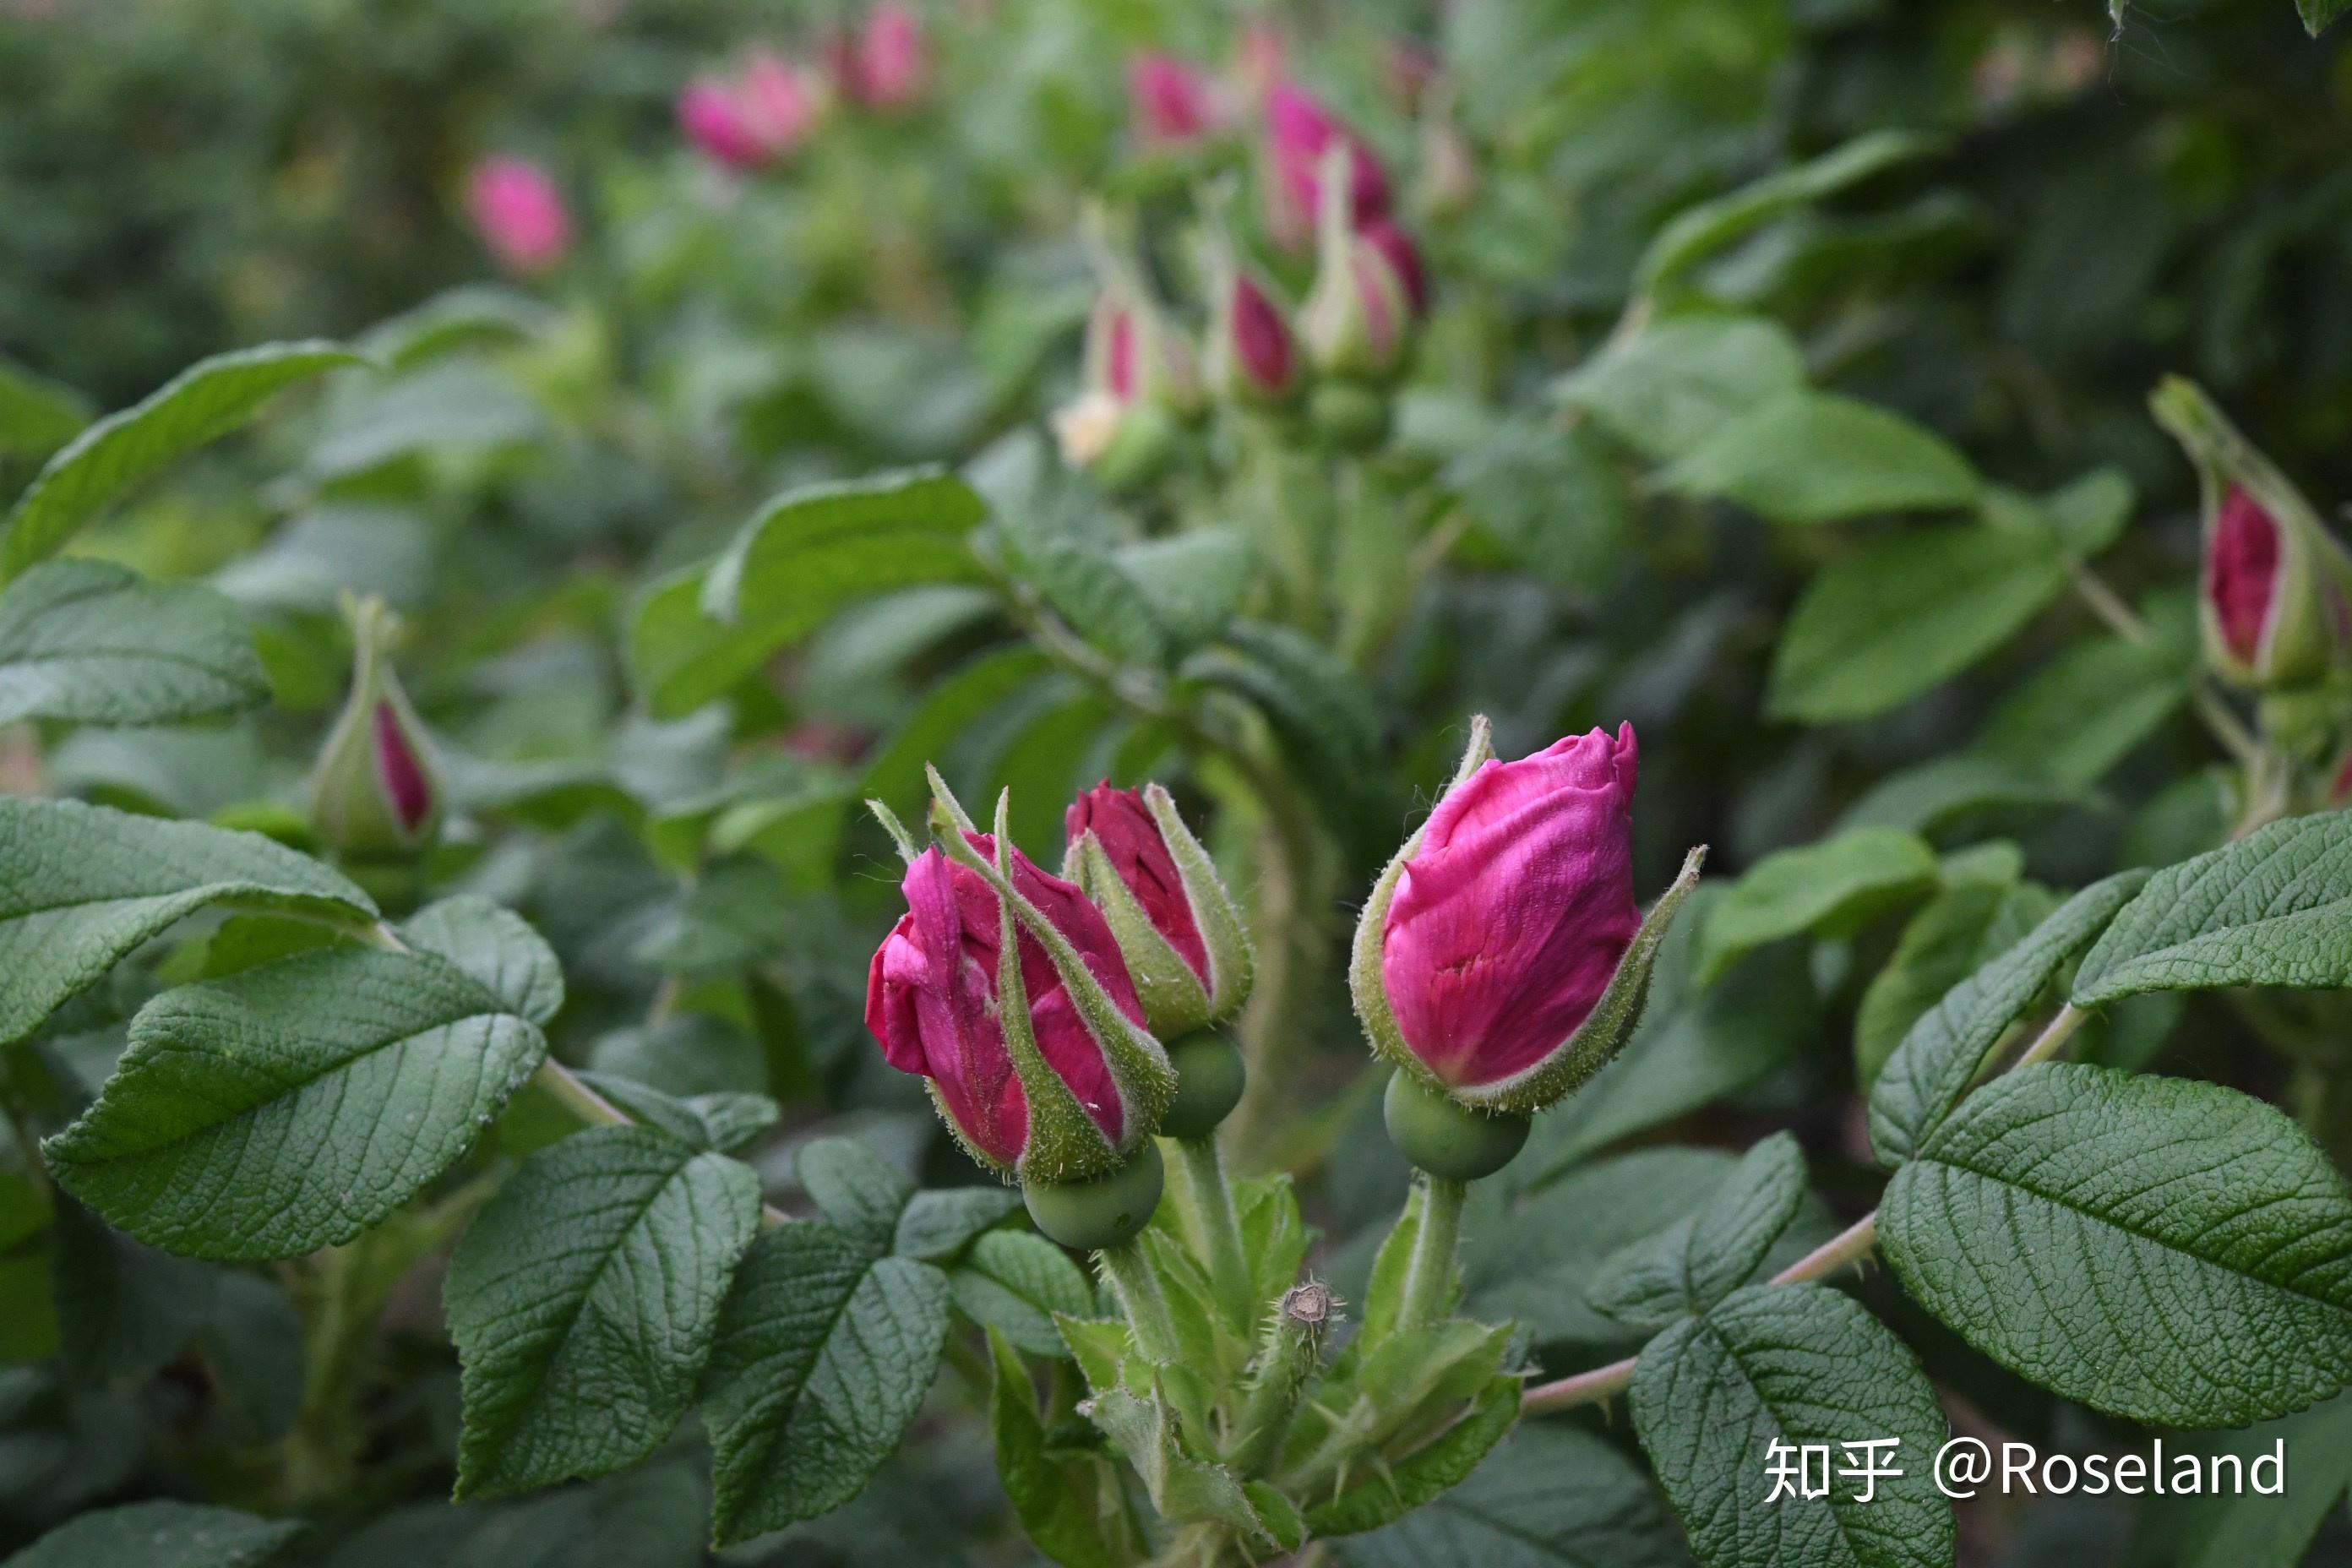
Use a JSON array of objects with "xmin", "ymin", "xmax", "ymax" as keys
[
  {"xmin": 1263, "ymin": 81, "xmax": 1389, "ymax": 252},
  {"xmin": 846, "ymin": 1, "xmax": 931, "ymax": 111},
  {"xmin": 466, "ymin": 156, "xmax": 571, "ymax": 275},
  {"xmin": 1064, "ymin": 783, "xmax": 1253, "ymax": 1037},
  {"xmin": 1128, "ymin": 52, "xmax": 1219, "ymax": 146},
  {"xmin": 308, "ymin": 595, "xmax": 445, "ymax": 858},
  {"xmin": 1357, "ymin": 217, "xmax": 1428, "ymax": 317},
  {"xmin": 678, "ymin": 77, "xmax": 767, "ymax": 170},
  {"xmin": 867, "ymin": 829, "xmax": 1173, "ymax": 1182},
  {"xmin": 1353, "ymin": 719, "xmax": 1703, "ymax": 1116},
  {"xmin": 738, "ymin": 52, "xmax": 820, "ymax": 153}
]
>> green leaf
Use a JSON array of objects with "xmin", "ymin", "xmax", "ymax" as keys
[
  {"xmin": 1880, "ymin": 1062, "xmax": 2352, "ymax": 1426},
  {"xmin": 1086, "ymin": 1383, "xmax": 1275, "ymax": 1542},
  {"xmin": 400, "ymin": 896, "xmax": 564, "ymax": 1025},
  {"xmin": 1189, "ymin": 620, "xmax": 1387, "ymax": 847},
  {"xmin": 1636, "ymin": 131, "xmax": 1941, "ymax": 298},
  {"xmin": 1332, "ymin": 1418, "xmax": 1683, "ymax": 1568},
  {"xmin": 988, "ymin": 1328, "xmax": 1133, "ymax": 1568},
  {"xmin": 1117, "ymin": 529, "xmax": 1252, "ymax": 652},
  {"xmin": 2169, "ymin": 1391, "xmax": 2352, "ymax": 1568},
  {"xmin": 1308, "ymin": 1376, "xmax": 1522, "ymax": 1538},
  {"xmin": 1834, "ymin": 756, "xmax": 2083, "ymax": 836},
  {"xmin": 796, "ymin": 1135, "xmax": 913, "ymax": 1258},
  {"xmin": 2303, "ymin": 0, "xmax": 2347, "ymax": 35},
  {"xmin": 1697, "ymin": 828, "xmax": 1941, "ymax": 984},
  {"xmin": 894, "ymin": 1187, "xmax": 1024, "ymax": 1261},
  {"xmin": 1975, "ymin": 632, "xmax": 2193, "ymax": 787},
  {"xmin": 0, "ymin": 798, "xmax": 374, "ymax": 1047},
  {"xmin": 0, "ymin": 357, "xmax": 92, "ymax": 461},
  {"xmin": 0, "ymin": 340, "xmax": 368, "ymax": 581},
  {"xmin": 6, "ymin": 1500, "xmax": 305, "ymax": 1568},
  {"xmin": 700, "ymin": 1221, "xmax": 953, "ymax": 1544},
  {"xmin": 1769, "ymin": 525, "xmax": 2066, "ymax": 721},
  {"xmin": 1587, "ymin": 1133, "xmax": 1808, "ymax": 1330},
  {"xmin": 446, "ymin": 1125, "xmax": 761, "ymax": 1495},
  {"xmin": 1869, "ymin": 870, "xmax": 2147, "ymax": 1166},
  {"xmin": 46, "ymin": 940, "xmax": 551, "ymax": 1260},
  {"xmin": 571, "ymin": 1072, "xmax": 778, "ymax": 1152},
  {"xmin": 630, "ymin": 469, "xmax": 989, "ymax": 719},
  {"xmin": 52, "ymin": 1195, "xmax": 215, "ymax": 1381},
  {"xmin": 357, "ymin": 282, "xmax": 561, "ymax": 370},
  {"xmin": 2074, "ymin": 810, "xmax": 2352, "ymax": 1006},
  {"xmin": 1632, "ymin": 1282, "xmax": 1954, "ymax": 1568},
  {"xmin": 1554, "ymin": 314, "xmax": 1808, "ymax": 462},
  {"xmin": 950, "ymin": 1229, "xmax": 1095, "ymax": 1358},
  {"xmin": 1658, "ymin": 392, "xmax": 1979, "ymax": 525},
  {"xmin": 1854, "ymin": 878, "xmax": 2055, "ymax": 1089},
  {"xmin": 861, "ymin": 647, "xmax": 1054, "ymax": 822},
  {"xmin": 1446, "ymin": 417, "xmax": 1629, "ymax": 591},
  {"xmin": 0, "ymin": 560, "xmax": 269, "ymax": 729}
]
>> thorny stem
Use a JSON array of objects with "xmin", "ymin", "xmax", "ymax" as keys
[
  {"xmin": 1396, "ymin": 1175, "xmax": 1467, "ymax": 1332},
  {"xmin": 1520, "ymin": 1004, "xmax": 2087, "ymax": 1418},
  {"xmin": 1171, "ymin": 1135, "xmax": 1258, "ymax": 1334},
  {"xmin": 1097, "ymin": 1237, "xmax": 1183, "ymax": 1364}
]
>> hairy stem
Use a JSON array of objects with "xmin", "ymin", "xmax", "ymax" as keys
[
  {"xmin": 1226, "ymin": 1284, "xmax": 1332, "ymax": 1477},
  {"xmin": 1172, "ymin": 1135, "xmax": 1258, "ymax": 1334},
  {"xmin": 1397, "ymin": 1175, "xmax": 1467, "ymax": 1331},
  {"xmin": 1097, "ymin": 1238, "xmax": 1182, "ymax": 1364}
]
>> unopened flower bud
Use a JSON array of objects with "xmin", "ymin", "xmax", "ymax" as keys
[
  {"xmin": 2152, "ymin": 376, "xmax": 2352, "ymax": 689},
  {"xmin": 1301, "ymin": 204, "xmax": 1416, "ymax": 382},
  {"xmin": 840, "ymin": 2, "xmax": 931, "ymax": 112},
  {"xmin": 308, "ymin": 596, "xmax": 444, "ymax": 858},
  {"xmin": 1128, "ymin": 52, "xmax": 1220, "ymax": 148},
  {"xmin": 1052, "ymin": 253, "xmax": 1201, "ymax": 484},
  {"xmin": 1263, "ymin": 81, "xmax": 1388, "ymax": 253},
  {"xmin": 1064, "ymin": 782, "xmax": 1253, "ymax": 1037},
  {"xmin": 466, "ymin": 156, "xmax": 571, "ymax": 276},
  {"xmin": 1200, "ymin": 244, "xmax": 1299, "ymax": 408}
]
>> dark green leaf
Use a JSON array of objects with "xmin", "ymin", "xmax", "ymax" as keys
[
  {"xmin": 0, "ymin": 561, "xmax": 268, "ymax": 728},
  {"xmin": 1697, "ymin": 828, "xmax": 1941, "ymax": 984},
  {"xmin": 796, "ymin": 1136, "xmax": 914, "ymax": 1258},
  {"xmin": 1854, "ymin": 878, "xmax": 2055, "ymax": 1089},
  {"xmin": 571, "ymin": 1072, "xmax": 778, "ymax": 1153},
  {"xmin": 1975, "ymin": 633, "xmax": 2192, "ymax": 787},
  {"xmin": 1555, "ymin": 315, "xmax": 1807, "ymax": 461},
  {"xmin": 950, "ymin": 1230, "xmax": 1094, "ymax": 1358},
  {"xmin": 1588, "ymin": 1133, "xmax": 1808, "ymax": 1329},
  {"xmin": 894, "ymin": 1187, "xmax": 1024, "ymax": 1261},
  {"xmin": 7, "ymin": 1500, "xmax": 304, "ymax": 1567},
  {"xmin": 988, "ymin": 1329, "xmax": 1132, "ymax": 1568},
  {"xmin": 1658, "ymin": 391, "xmax": 1979, "ymax": 524}
]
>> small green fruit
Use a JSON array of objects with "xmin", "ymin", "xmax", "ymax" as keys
[
  {"xmin": 1159, "ymin": 1032, "xmax": 1246, "ymax": 1140},
  {"xmin": 1024, "ymin": 1141, "xmax": 1166, "ymax": 1250},
  {"xmin": 1383, "ymin": 1070, "xmax": 1529, "ymax": 1181}
]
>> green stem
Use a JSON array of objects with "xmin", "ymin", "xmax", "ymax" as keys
[
  {"xmin": 1396, "ymin": 1175, "xmax": 1467, "ymax": 1331},
  {"xmin": 1172, "ymin": 1136, "xmax": 1258, "ymax": 1334},
  {"xmin": 1097, "ymin": 1238, "xmax": 1182, "ymax": 1364},
  {"xmin": 1225, "ymin": 1284, "xmax": 1330, "ymax": 1477}
]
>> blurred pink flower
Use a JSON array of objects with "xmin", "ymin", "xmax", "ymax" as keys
[
  {"xmin": 1264, "ymin": 81, "xmax": 1388, "ymax": 251},
  {"xmin": 466, "ymin": 156, "xmax": 571, "ymax": 275},
  {"xmin": 678, "ymin": 52, "xmax": 819, "ymax": 171},
  {"xmin": 843, "ymin": 2, "xmax": 932, "ymax": 110},
  {"xmin": 678, "ymin": 77, "xmax": 768, "ymax": 170},
  {"xmin": 1128, "ymin": 52, "xmax": 1217, "ymax": 146}
]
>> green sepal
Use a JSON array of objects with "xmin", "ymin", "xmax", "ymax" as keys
[
  {"xmin": 929, "ymin": 780, "xmax": 1177, "ymax": 1182},
  {"xmin": 1142, "ymin": 783, "xmax": 1255, "ymax": 1021},
  {"xmin": 1064, "ymin": 781, "xmax": 1255, "ymax": 1038},
  {"xmin": 306, "ymin": 592, "xmax": 444, "ymax": 858}
]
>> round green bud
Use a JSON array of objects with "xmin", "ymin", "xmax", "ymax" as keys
[
  {"xmin": 1382, "ymin": 1070, "xmax": 1529, "ymax": 1181},
  {"xmin": 1308, "ymin": 379, "xmax": 1391, "ymax": 454},
  {"xmin": 1158, "ymin": 1032, "xmax": 1247, "ymax": 1140},
  {"xmin": 1024, "ymin": 1140, "xmax": 1166, "ymax": 1250}
]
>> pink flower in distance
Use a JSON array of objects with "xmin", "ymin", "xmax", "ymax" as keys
[
  {"xmin": 1129, "ymin": 52, "xmax": 1218, "ymax": 146},
  {"xmin": 678, "ymin": 77, "xmax": 768, "ymax": 170},
  {"xmin": 866, "ymin": 836, "xmax": 1148, "ymax": 1173},
  {"xmin": 739, "ymin": 52, "xmax": 819, "ymax": 150},
  {"xmin": 466, "ymin": 156, "xmax": 571, "ymax": 275},
  {"xmin": 1264, "ymin": 81, "xmax": 1388, "ymax": 250},
  {"xmin": 1358, "ymin": 216, "xmax": 1428, "ymax": 316},
  {"xmin": 1380, "ymin": 725, "xmax": 1641, "ymax": 1093},
  {"xmin": 845, "ymin": 2, "xmax": 931, "ymax": 110}
]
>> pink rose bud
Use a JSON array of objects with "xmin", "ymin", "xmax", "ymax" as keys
[
  {"xmin": 866, "ymin": 801, "xmax": 1175, "ymax": 1181},
  {"xmin": 2152, "ymin": 376, "xmax": 2352, "ymax": 689},
  {"xmin": 308, "ymin": 595, "xmax": 445, "ymax": 858},
  {"xmin": 846, "ymin": 1, "xmax": 931, "ymax": 111},
  {"xmin": 1357, "ymin": 216, "xmax": 1428, "ymax": 316},
  {"xmin": 466, "ymin": 156, "xmax": 571, "ymax": 275},
  {"xmin": 1263, "ymin": 81, "xmax": 1389, "ymax": 252},
  {"xmin": 1128, "ymin": 52, "xmax": 1219, "ymax": 146},
  {"xmin": 739, "ymin": 52, "xmax": 820, "ymax": 152},
  {"xmin": 1352, "ymin": 719, "xmax": 1703, "ymax": 1114},
  {"xmin": 1064, "ymin": 783, "xmax": 1253, "ymax": 1037},
  {"xmin": 1053, "ymin": 278, "xmax": 1200, "ymax": 479},
  {"xmin": 678, "ymin": 77, "xmax": 768, "ymax": 170},
  {"xmin": 1301, "ymin": 151, "xmax": 1417, "ymax": 379}
]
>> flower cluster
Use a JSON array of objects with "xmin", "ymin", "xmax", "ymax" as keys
[{"xmin": 676, "ymin": 3, "xmax": 933, "ymax": 174}]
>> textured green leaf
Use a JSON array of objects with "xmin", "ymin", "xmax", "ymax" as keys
[
  {"xmin": 400, "ymin": 896, "xmax": 564, "ymax": 1025},
  {"xmin": 1554, "ymin": 314, "xmax": 1807, "ymax": 461},
  {"xmin": 1632, "ymin": 1283, "xmax": 1953, "ymax": 1568},
  {"xmin": 631, "ymin": 469, "xmax": 988, "ymax": 718},
  {"xmin": 0, "ymin": 560, "xmax": 266, "ymax": 728},
  {"xmin": 950, "ymin": 1229, "xmax": 1095, "ymax": 1358},
  {"xmin": 795, "ymin": 1135, "xmax": 913, "ymax": 1258},
  {"xmin": 571, "ymin": 1072, "xmax": 778, "ymax": 1152},
  {"xmin": 1658, "ymin": 392, "xmax": 1979, "ymax": 525},
  {"xmin": 893, "ymin": 1187, "xmax": 1024, "ymax": 1261},
  {"xmin": 46, "ymin": 940, "xmax": 550, "ymax": 1259},
  {"xmin": 446, "ymin": 1125, "xmax": 761, "ymax": 1496},
  {"xmin": 988, "ymin": 1328, "xmax": 1133, "ymax": 1568},
  {"xmin": 0, "ymin": 798, "xmax": 373, "ymax": 1047},
  {"xmin": 700, "ymin": 1220, "xmax": 952, "ymax": 1543},
  {"xmin": 1854, "ymin": 878, "xmax": 2055, "ymax": 1089},
  {"xmin": 7, "ymin": 1500, "xmax": 304, "ymax": 1567},
  {"xmin": 1698, "ymin": 828, "xmax": 1940, "ymax": 983},
  {"xmin": 0, "ymin": 341, "xmax": 367, "ymax": 580},
  {"xmin": 1770, "ymin": 525, "xmax": 2066, "ymax": 721},
  {"xmin": 1332, "ymin": 1418, "xmax": 1683, "ymax": 1568},
  {"xmin": 1588, "ymin": 1133, "xmax": 1808, "ymax": 1330},
  {"xmin": 1881, "ymin": 1063, "xmax": 2352, "ymax": 1425},
  {"xmin": 1975, "ymin": 631, "xmax": 2193, "ymax": 787},
  {"xmin": 1869, "ymin": 870, "xmax": 2147, "ymax": 1166},
  {"xmin": 0, "ymin": 357, "xmax": 92, "ymax": 460},
  {"xmin": 2074, "ymin": 810, "xmax": 2352, "ymax": 1005},
  {"xmin": 1309, "ymin": 1376, "xmax": 1522, "ymax": 1538}
]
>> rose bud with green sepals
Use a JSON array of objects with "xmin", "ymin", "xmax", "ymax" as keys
[
  {"xmin": 1128, "ymin": 52, "xmax": 1222, "ymax": 149},
  {"xmin": 1262, "ymin": 80, "xmax": 1389, "ymax": 253},
  {"xmin": 1353, "ymin": 719, "xmax": 1704, "ymax": 1157},
  {"xmin": 308, "ymin": 595, "xmax": 445, "ymax": 860},
  {"xmin": 1299, "ymin": 146, "xmax": 1416, "ymax": 385},
  {"xmin": 1064, "ymin": 782, "xmax": 1255, "ymax": 1040},
  {"xmin": 1204, "ymin": 267, "xmax": 1300, "ymax": 410},
  {"xmin": 1050, "ymin": 259, "xmax": 1203, "ymax": 490},
  {"xmin": 2151, "ymin": 376, "xmax": 2352, "ymax": 689}
]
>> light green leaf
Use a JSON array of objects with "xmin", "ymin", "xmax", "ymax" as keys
[
  {"xmin": 894, "ymin": 1187, "xmax": 1024, "ymax": 1261},
  {"xmin": 950, "ymin": 1229, "xmax": 1095, "ymax": 1358},
  {"xmin": 1, "ymin": 340, "xmax": 368, "ymax": 580},
  {"xmin": 630, "ymin": 469, "xmax": 989, "ymax": 718},
  {"xmin": 1869, "ymin": 871, "xmax": 2148, "ymax": 1166},
  {"xmin": 0, "ymin": 559, "xmax": 268, "ymax": 728},
  {"xmin": 1309, "ymin": 1376, "xmax": 1522, "ymax": 1538},
  {"xmin": 700, "ymin": 1221, "xmax": 953, "ymax": 1544},
  {"xmin": 1086, "ymin": 1384, "xmax": 1274, "ymax": 1541},
  {"xmin": 1587, "ymin": 1133, "xmax": 1808, "ymax": 1330},
  {"xmin": 46, "ymin": 942, "xmax": 549, "ymax": 1260},
  {"xmin": 0, "ymin": 357, "xmax": 92, "ymax": 461},
  {"xmin": 571, "ymin": 1072, "xmax": 778, "ymax": 1153},
  {"xmin": 0, "ymin": 798, "xmax": 373, "ymax": 1047},
  {"xmin": 1332, "ymin": 1418, "xmax": 1682, "ymax": 1568},
  {"xmin": 1636, "ymin": 131, "xmax": 1941, "ymax": 298},
  {"xmin": 988, "ymin": 1328, "xmax": 1134, "ymax": 1568},
  {"xmin": 1975, "ymin": 632, "xmax": 2193, "ymax": 787},
  {"xmin": 1555, "ymin": 314, "xmax": 1808, "ymax": 461},
  {"xmin": 357, "ymin": 282, "xmax": 561, "ymax": 370},
  {"xmin": 796, "ymin": 1135, "xmax": 913, "ymax": 1258},
  {"xmin": 1770, "ymin": 525, "xmax": 2066, "ymax": 721},
  {"xmin": 6, "ymin": 1500, "xmax": 304, "ymax": 1568},
  {"xmin": 446, "ymin": 1126, "xmax": 760, "ymax": 1495},
  {"xmin": 1659, "ymin": 392, "xmax": 1979, "ymax": 525},
  {"xmin": 2074, "ymin": 810, "xmax": 2352, "ymax": 1005},
  {"xmin": 1880, "ymin": 1063, "xmax": 2352, "ymax": 1425},
  {"xmin": 1632, "ymin": 1283, "xmax": 1953, "ymax": 1568},
  {"xmin": 1854, "ymin": 878, "xmax": 2055, "ymax": 1089},
  {"xmin": 1834, "ymin": 756, "xmax": 2083, "ymax": 836},
  {"xmin": 1697, "ymin": 828, "xmax": 1941, "ymax": 984}
]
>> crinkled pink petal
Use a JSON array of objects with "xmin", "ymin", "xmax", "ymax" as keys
[
  {"xmin": 2209, "ymin": 486, "xmax": 2279, "ymax": 663},
  {"xmin": 1067, "ymin": 784, "xmax": 1210, "ymax": 985}
]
